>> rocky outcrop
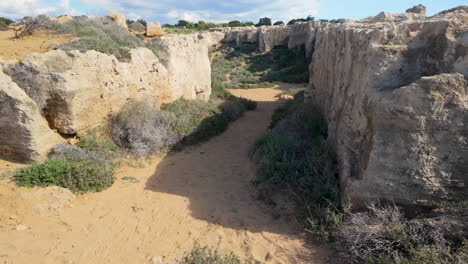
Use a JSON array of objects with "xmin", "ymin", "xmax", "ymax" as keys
[
  {"xmin": 258, "ymin": 25, "xmax": 290, "ymax": 52},
  {"xmin": 223, "ymin": 26, "xmax": 259, "ymax": 45},
  {"xmin": 309, "ymin": 6, "xmax": 468, "ymax": 208},
  {"xmin": 106, "ymin": 13, "xmax": 128, "ymax": 29},
  {"xmin": 146, "ymin": 21, "xmax": 164, "ymax": 37},
  {"xmin": 8, "ymin": 48, "xmax": 170, "ymax": 136},
  {"xmin": 0, "ymin": 71, "xmax": 63, "ymax": 162}
]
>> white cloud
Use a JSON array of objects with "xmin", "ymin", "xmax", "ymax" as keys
[{"xmin": 0, "ymin": 0, "xmax": 320, "ymax": 23}]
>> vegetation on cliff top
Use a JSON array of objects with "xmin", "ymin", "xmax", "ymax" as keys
[{"xmin": 16, "ymin": 15, "xmax": 150, "ymax": 61}]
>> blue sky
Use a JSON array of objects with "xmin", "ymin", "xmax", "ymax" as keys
[{"xmin": 0, "ymin": 0, "xmax": 466, "ymax": 24}]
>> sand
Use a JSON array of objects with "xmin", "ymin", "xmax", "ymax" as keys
[
  {"xmin": 0, "ymin": 84, "xmax": 330, "ymax": 264},
  {"xmin": 0, "ymin": 30, "xmax": 74, "ymax": 61}
]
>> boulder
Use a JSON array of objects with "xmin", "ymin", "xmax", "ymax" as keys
[
  {"xmin": 57, "ymin": 15, "xmax": 73, "ymax": 24},
  {"xmin": 146, "ymin": 21, "xmax": 164, "ymax": 37},
  {"xmin": 106, "ymin": 13, "xmax": 128, "ymax": 29},
  {"xmin": 129, "ymin": 21, "xmax": 145, "ymax": 33},
  {"xmin": 0, "ymin": 71, "xmax": 63, "ymax": 162},
  {"xmin": 406, "ymin": 4, "xmax": 427, "ymax": 15}
]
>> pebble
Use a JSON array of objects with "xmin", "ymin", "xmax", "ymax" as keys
[{"xmin": 15, "ymin": 224, "xmax": 28, "ymax": 231}]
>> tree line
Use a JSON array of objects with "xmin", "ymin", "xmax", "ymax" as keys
[{"xmin": 162, "ymin": 15, "xmax": 337, "ymax": 30}]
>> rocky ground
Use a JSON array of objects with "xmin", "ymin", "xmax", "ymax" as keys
[{"xmin": 0, "ymin": 84, "xmax": 331, "ymax": 264}]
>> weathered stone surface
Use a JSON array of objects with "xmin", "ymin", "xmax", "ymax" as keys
[
  {"xmin": 288, "ymin": 21, "xmax": 321, "ymax": 57},
  {"xmin": 0, "ymin": 71, "xmax": 63, "ymax": 162},
  {"xmin": 223, "ymin": 26, "xmax": 259, "ymax": 45},
  {"xmin": 106, "ymin": 13, "xmax": 128, "ymax": 29},
  {"xmin": 309, "ymin": 7, "xmax": 468, "ymax": 208},
  {"xmin": 258, "ymin": 25, "xmax": 290, "ymax": 52},
  {"xmin": 20, "ymin": 186, "xmax": 75, "ymax": 216},
  {"xmin": 149, "ymin": 33, "xmax": 214, "ymax": 101},
  {"xmin": 146, "ymin": 21, "xmax": 164, "ymax": 37}
]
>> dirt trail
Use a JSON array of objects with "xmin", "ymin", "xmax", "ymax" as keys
[{"xmin": 0, "ymin": 84, "xmax": 330, "ymax": 264}]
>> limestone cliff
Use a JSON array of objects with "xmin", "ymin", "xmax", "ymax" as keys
[
  {"xmin": 309, "ymin": 6, "xmax": 468, "ymax": 208},
  {"xmin": 1, "ymin": 32, "xmax": 220, "ymax": 161}
]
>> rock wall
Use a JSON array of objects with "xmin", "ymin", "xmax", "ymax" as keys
[
  {"xmin": 309, "ymin": 6, "xmax": 468, "ymax": 208},
  {"xmin": 221, "ymin": 25, "xmax": 291, "ymax": 52},
  {"xmin": 1, "ymin": 32, "xmax": 221, "ymax": 162}
]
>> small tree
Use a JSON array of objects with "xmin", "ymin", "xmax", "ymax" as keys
[
  {"xmin": 137, "ymin": 19, "xmax": 147, "ymax": 27},
  {"xmin": 273, "ymin": 21, "xmax": 284, "ymax": 25},
  {"xmin": 243, "ymin": 21, "xmax": 254, "ymax": 26},
  {"xmin": 177, "ymin": 20, "xmax": 190, "ymax": 27},
  {"xmin": 228, "ymin": 20, "xmax": 242, "ymax": 27},
  {"xmin": 256, "ymin": 17, "xmax": 272, "ymax": 26},
  {"xmin": 197, "ymin": 20, "xmax": 207, "ymax": 30},
  {"xmin": 306, "ymin": 16, "xmax": 315, "ymax": 21}
]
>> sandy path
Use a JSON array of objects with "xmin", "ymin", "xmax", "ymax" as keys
[
  {"xmin": 0, "ymin": 84, "xmax": 330, "ymax": 264},
  {"xmin": 0, "ymin": 30, "xmax": 74, "ymax": 61}
]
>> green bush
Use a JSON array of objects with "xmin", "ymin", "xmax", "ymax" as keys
[
  {"xmin": 162, "ymin": 98, "xmax": 229, "ymax": 143},
  {"xmin": 178, "ymin": 243, "xmax": 258, "ymax": 264},
  {"xmin": 254, "ymin": 98, "xmax": 340, "ymax": 241},
  {"xmin": 15, "ymin": 158, "xmax": 115, "ymax": 192},
  {"xmin": 59, "ymin": 16, "xmax": 144, "ymax": 61},
  {"xmin": 0, "ymin": 17, "xmax": 14, "ymax": 31}
]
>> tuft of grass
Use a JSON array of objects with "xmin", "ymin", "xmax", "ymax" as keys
[{"xmin": 336, "ymin": 203, "xmax": 468, "ymax": 264}]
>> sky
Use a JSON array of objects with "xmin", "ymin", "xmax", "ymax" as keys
[{"xmin": 0, "ymin": 0, "xmax": 466, "ymax": 24}]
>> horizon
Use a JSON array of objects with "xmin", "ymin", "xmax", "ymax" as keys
[{"xmin": 1, "ymin": 1, "xmax": 467, "ymax": 24}]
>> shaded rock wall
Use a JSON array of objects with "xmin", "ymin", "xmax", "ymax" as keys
[{"xmin": 0, "ymin": 71, "xmax": 63, "ymax": 162}]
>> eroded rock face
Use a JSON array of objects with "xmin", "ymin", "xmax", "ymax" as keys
[
  {"xmin": 0, "ymin": 71, "xmax": 63, "ymax": 162},
  {"xmin": 149, "ymin": 33, "xmax": 214, "ymax": 101},
  {"xmin": 258, "ymin": 25, "xmax": 290, "ymax": 52},
  {"xmin": 309, "ymin": 7, "xmax": 468, "ymax": 208}
]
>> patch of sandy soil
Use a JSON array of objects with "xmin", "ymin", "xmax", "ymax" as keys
[
  {"xmin": 0, "ymin": 30, "xmax": 74, "ymax": 61},
  {"xmin": 0, "ymin": 84, "xmax": 331, "ymax": 264}
]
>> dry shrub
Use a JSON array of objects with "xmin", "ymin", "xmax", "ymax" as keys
[{"xmin": 110, "ymin": 100, "xmax": 179, "ymax": 157}]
